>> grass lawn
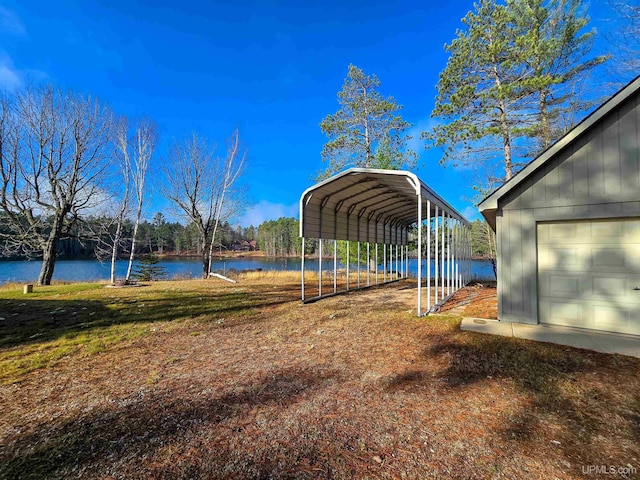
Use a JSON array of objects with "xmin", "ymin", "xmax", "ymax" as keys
[{"xmin": 0, "ymin": 273, "xmax": 639, "ymax": 479}]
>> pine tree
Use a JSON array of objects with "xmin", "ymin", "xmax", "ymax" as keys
[
  {"xmin": 426, "ymin": 0, "xmax": 607, "ymax": 183},
  {"xmin": 510, "ymin": 0, "xmax": 608, "ymax": 152},
  {"xmin": 131, "ymin": 253, "xmax": 168, "ymax": 282},
  {"xmin": 318, "ymin": 65, "xmax": 415, "ymax": 180},
  {"xmin": 425, "ymin": 0, "xmax": 523, "ymax": 181}
]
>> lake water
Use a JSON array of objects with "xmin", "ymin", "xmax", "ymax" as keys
[{"xmin": 0, "ymin": 257, "xmax": 496, "ymax": 284}]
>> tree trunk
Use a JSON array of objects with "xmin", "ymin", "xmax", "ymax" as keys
[
  {"xmin": 539, "ymin": 89, "xmax": 551, "ymax": 149},
  {"xmin": 490, "ymin": 48, "xmax": 513, "ymax": 181},
  {"xmin": 499, "ymin": 99, "xmax": 513, "ymax": 181},
  {"xmin": 201, "ymin": 236, "xmax": 209, "ymax": 278},
  {"xmin": 38, "ymin": 241, "xmax": 57, "ymax": 285},
  {"xmin": 110, "ymin": 220, "xmax": 124, "ymax": 284},
  {"xmin": 125, "ymin": 217, "xmax": 142, "ymax": 282},
  {"xmin": 207, "ymin": 191, "xmax": 226, "ymax": 276},
  {"xmin": 363, "ymin": 97, "xmax": 371, "ymax": 167},
  {"xmin": 38, "ymin": 221, "xmax": 63, "ymax": 285}
]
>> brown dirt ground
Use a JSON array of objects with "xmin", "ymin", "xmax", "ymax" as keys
[{"xmin": 1, "ymin": 278, "xmax": 639, "ymax": 479}]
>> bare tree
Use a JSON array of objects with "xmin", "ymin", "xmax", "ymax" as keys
[
  {"xmin": 116, "ymin": 117, "xmax": 156, "ymax": 282},
  {"xmin": 106, "ymin": 121, "xmax": 133, "ymax": 284},
  {"xmin": 207, "ymin": 129, "xmax": 246, "ymax": 275},
  {"xmin": 163, "ymin": 133, "xmax": 218, "ymax": 278},
  {"xmin": 606, "ymin": 2, "xmax": 640, "ymax": 84},
  {"xmin": 163, "ymin": 131, "xmax": 247, "ymax": 279},
  {"xmin": 0, "ymin": 86, "xmax": 112, "ymax": 285},
  {"xmin": 90, "ymin": 201, "xmax": 131, "ymax": 286}
]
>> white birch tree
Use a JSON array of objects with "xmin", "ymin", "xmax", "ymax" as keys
[
  {"xmin": 119, "ymin": 118, "xmax": 157, "ymax": 282},
  {"xmin": 206, "ymin": 129, "xmax": 246, "ymax": 275}
]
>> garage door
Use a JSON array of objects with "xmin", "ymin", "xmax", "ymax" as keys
[{"xmin": 537, "ymin": 218, "xmax": 640, "ymax": 335}]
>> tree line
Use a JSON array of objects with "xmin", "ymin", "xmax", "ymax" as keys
[{"xmin": 0, "ymin": 212, "xmax": 260, "ymax": 258}]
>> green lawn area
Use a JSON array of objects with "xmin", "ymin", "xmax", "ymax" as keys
[{"xmin": 1, "ymin": 274, "xmax": 639, "ymax": 479}]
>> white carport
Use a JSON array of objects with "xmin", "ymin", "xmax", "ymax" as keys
[{"xmin": 299, "ymin": 168, "xmax": 472, "ymax": 316}]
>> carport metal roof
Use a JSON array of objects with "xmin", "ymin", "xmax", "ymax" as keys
[{"xmin": 300, "ymin": 168, "xmax": 470, "ymax": 243}]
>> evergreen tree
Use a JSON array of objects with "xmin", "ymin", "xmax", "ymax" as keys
[
  {"xmin": 426, "ymin": 0, "xmax": 522, "ymax": 181},
  {"xmin": 510, "ymin": 0, "xmax": 608, "ymax": 152},
  {"xmin": 318, "ymin": 65, "xmax": 415, "ymax": 179},
  {"xmin": 131, "ymin": 253, "xmax": 168, "ymax": 282},
  {"xmin": 257, "ymin": 217, "xmax": 303, "ymax": 256},
  {"xmin": 426, "ymin": 0, "xmax": 606, "ymax": 183}
]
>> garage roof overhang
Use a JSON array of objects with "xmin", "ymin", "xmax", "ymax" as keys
[
  {"xmin": 479, "ymin": 74, "xmax": 640, "ymax": 231},
  {"xmin": 300, "ymin": 168, "xmax": 470, "ymax": 243}
]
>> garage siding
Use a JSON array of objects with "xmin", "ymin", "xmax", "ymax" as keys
[{"xmin": 496, "ymin": 90, "xmax": 640, "ymax": 325}]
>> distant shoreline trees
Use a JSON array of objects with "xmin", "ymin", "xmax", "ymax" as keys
[{"xmin": 257, "ymin": 217, "xmax": 302, "ymax": 257}]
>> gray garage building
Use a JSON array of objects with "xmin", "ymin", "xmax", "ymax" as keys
[{"xmin": 479, "ymin": 75, "xmax": 640, "ymax": 336}]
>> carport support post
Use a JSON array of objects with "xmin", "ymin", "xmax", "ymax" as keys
[
  {"xmin": 434, "ymin": 206, "xmax": 439, "ymax": 303},
  {"xmin": 346, "ymin": 241, "xmax": 350, "ymax": 291},
  {"xmin": 467, "ymin": 226, "xmax": 471, "ymax": 283},
  {"xmin": 462, "ymin": 226, "xmax": 466, "ymax": 285},
  {"xmin": 427, "ymin": 200, "xmax": 431, "ymax": 311},
  {"xmin": 333, "ymin": 239, "xmax": 337, "ymax": 294},
  {"xmin": 375, "ymin": 243, "xmax": 379, "ymax": 285},
  {"xmin": 383, "ymin": 244, "xmax": 387, "ymax": 282},
  {"xmin": 459, "ymin": 222, "xmax": 462, "ymax": 288},
  {"xmin": 449, "ymin": 215, "xmax": 452, "ymax": 295},
  {"xmin": 417, "ymin": 192, "xmax": 422, "ymax": 316},
  {"xmin": 466, "ymin": 227, "xmax": 469, "ymax": 284},
  {"xmin": 450, "ymin": 219, "xmax": 455, "ymax": 292},
  {"xmin": 452, "ymin": 219, "xmax": 457, "ymax": 291},
  {"xmin": 357, "ymin": 241, "xmax": 361, "ymax": 288},
  {"xmin": 456, "ymin": 221, "xmax": 464, "ymax": 289},
  {"xmin": 392, "ymin": 244, "xmax": 395, "ymax": 279},
  {"xmin": 392, "ymin": 244, "xmax": 396, "ymax": 280},
  {"xmin": 456, "ymin": 221, "xmax": 460, "ymax": 290},
  {"xmin": 404, "ymin": 244, "xmax": 407, "ymax": 279},
  {"xmin": 451, "ymin": 217, "xmax": 455, "ymax": 292},
  {"xmin": 389, "ymin": 243, "xmax": 398, "ymax": 280},
  {"xmin": 441, "ymin": 212, "xmax": 445, "ymax": 301},
  {"xmin": 318, "ymin": 239, "xmax": 322, "ymax": 298},
  {"xmin": 462, "ymin": 227, "xmax": 469, "ymax": 285},
  {"xmin": 301, "ymin": 237, "xmax": 305, "ymax": 301},
  {"xmin": 458, "ymin": 222, "xmax": 462, "ymax": 288},
  {"xmin": 454, "ymin": 219, "xmax": 458, "ymax": 290},
  {"xmin": 367, "ymin": 242, "xmax": 370, "ymax": 286}
]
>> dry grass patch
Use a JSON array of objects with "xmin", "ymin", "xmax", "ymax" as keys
[{"xmin": 1, "ymin": 276, "xmax": 639, "ymax": 479}]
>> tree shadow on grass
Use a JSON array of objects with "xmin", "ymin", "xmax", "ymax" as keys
[
  {"xmin": 0, "ymin": 365, "xmax": 337, "ymax": 480},
  {"xmin": 384, "ymin": 369, "xmax": 428, "ymax": 393},
  {"xmin": 424, "ymin": 332, "xmax": 640, "ymax": 467},
  {"xmin": 0, "ymin": 298, "xmax": 118, "ymax": 349},
  {"xmin": 0, "ymin": 288, "xmax": 300, "ymax": 350}
]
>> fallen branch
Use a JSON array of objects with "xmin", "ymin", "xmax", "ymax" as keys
[{"xmin": 208, "ymin": 272, "xmax": 237, "ymax": 283}]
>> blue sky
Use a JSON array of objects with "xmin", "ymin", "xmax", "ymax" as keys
[{"xmin": 0, "ymin": 0, "xmax": 628, "ymax": 227}]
